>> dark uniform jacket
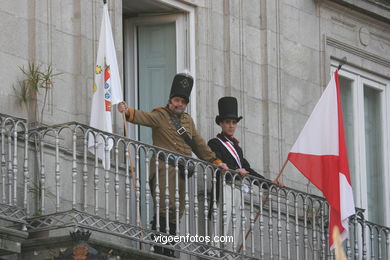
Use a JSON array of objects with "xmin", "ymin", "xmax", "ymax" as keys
[
  {"xmin": 208, "ymin": 134, "xmax": 264, "ymax": 218},
  {"xmin": 208, "ymin": 134, "xmax": 264, "ymax": 179}
]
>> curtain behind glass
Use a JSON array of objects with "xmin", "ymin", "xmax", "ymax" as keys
[
  {"xmin": 363, "ymin": 85, "xmax": 385, "ymax": 225},
  {"xmin": 339, "ymin": 76, "xmax": 357, "ymax": 203}
]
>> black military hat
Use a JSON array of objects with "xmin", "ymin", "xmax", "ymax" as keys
[
  {"xmin": 169, "ymin": 73, "xmax": 194, "ymax": 103},
  {"xmin": 215, "ymin": 96, "xmax": 243, "ymax": 124}
]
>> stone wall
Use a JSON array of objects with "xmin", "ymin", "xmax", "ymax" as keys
[
  {"xmin": 187, "ymin": 0, "xmax": 390, "ymax": 194},
  {"xmin": 0, "ymin": 0, "xmax": 123, "ymax": 128},
  {"xmin": 0, "ymin": 0, "xmax": 389, "ymax": 199}
]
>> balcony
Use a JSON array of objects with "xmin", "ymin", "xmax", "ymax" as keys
[{"xmin": 0, "ymin": 113, "xmax": 388, "ymax": 259}]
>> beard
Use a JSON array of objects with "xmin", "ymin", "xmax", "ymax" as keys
[
  {"xmin": 168, "ymin": 100, "xmax": 187, "ymax": 115},
  {"xmin": 172, "ymin": 105, "xmax": 186, "ymax": 115}
]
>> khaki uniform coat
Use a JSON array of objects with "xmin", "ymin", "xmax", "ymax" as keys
[{"xmin": 127, "ymin": 106, "xmax": 221, "ymax": 223}]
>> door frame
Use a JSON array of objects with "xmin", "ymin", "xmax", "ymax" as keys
[{"xmin": 123, "ymin": 1, "xmax": 196, "ymax": 140}]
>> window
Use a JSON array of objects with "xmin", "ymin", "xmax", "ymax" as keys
[{"xmin": 332, "ymin": 64, "xmax": 390, "ymax": 226}]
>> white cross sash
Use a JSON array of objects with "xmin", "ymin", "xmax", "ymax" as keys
[{"xmin": 217, "ymin": 137, "xmax": 242, "ymax": 168}]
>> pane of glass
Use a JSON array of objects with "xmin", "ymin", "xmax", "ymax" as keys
[
  {"xmin": 364, "ymin": 85, "xmax": 384, "ymax": 225},
  {"xmin": 339, "ymin": 76, "xmax": 357, "ymax": 202},
  {"xmin": 138, "ymin": 22, "xmax": 177, "ymax": 145}
]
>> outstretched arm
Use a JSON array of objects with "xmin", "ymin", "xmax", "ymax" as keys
[
  {"xmin": 242, "ymin": 158, "xmax": 264, "ymax": 179},
  {"xmin": 117, "ymin": 101, "xmax": 161, "ymax": 128}
]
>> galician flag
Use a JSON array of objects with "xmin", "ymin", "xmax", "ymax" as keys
[
  {"xmin": 89, "ymin": 2, "xmax": 123, "ymax": 169},
  {"xmin": 287, "ymin": 70, "xmax": 355, "ymax": 248}
]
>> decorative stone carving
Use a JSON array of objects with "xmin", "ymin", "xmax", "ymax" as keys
[
  {"xmin": 359, "ymin": 27, "xmax": 370, "ymax": 46},
  {"xmin": 72, "ymin": 245, "xmax": 89, "ymax": 260},
  {"xmin": 55, "ymin": 230, "xmax": 108, "ymax": 260}
]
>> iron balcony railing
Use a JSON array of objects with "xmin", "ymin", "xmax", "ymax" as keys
[{"xmin": 0, "ymin": 113, "xmax": 389, "ymax": 259}]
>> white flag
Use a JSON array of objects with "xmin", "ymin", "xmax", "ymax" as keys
[{"xmin": 88, "ymin": 2, "xmax": 123, "ymax": 169}]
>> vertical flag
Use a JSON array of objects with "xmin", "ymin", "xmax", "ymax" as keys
[
  {"xmin": 287, "ymin": 70, "xmax": 355, "ymax": 248},
  {"xmin": 89, "ymin": 2, "xmax": 123, "ymax": 169}
]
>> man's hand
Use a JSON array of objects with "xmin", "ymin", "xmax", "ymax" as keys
[
  {"xmin": 273, "ymin": 179, "xmax": 285, "ymax": 187},
  {"xmin": 236, "ymin": 168, "xmax": 249, "ymax": 177},
  {"xmin": 118, "ymin": 101, "xmax": 129, "ymax": 116},
  {"xmin": 217, "ymin": 162, "xmax": 228, "ymax": 173}
]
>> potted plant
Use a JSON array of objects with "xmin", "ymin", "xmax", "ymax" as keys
[{"xmin": 13, "ymin": 61, "xmax": 62, "ymax": 127}]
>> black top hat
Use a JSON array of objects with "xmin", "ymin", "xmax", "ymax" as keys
[
  {"xmin": 215, "ymin": 96, "xmax": 243, "ymax": 124},
  {"xmin": 169, "ymin": 73, "xmax": 194, "ymax": 103}
]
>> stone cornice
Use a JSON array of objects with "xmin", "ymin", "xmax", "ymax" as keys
[
  {"xmin": 327, "ymin": 36, "xmax": 390, "ymax": 68},
  {"xmin": 325, "ymin": 0, "xmax": 390, "ymax": 23},
  {"xmin": 363, "ymin": 0, "xmax": 390, "ymax": 11}
]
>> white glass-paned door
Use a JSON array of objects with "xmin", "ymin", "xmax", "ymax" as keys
[{"xmin": 363, "ymin": 85, "xmax": 385, "ymax": 225}]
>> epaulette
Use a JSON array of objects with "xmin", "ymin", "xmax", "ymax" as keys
[
  {"xmin": 152, "ymin": 106, "xmax": 164, "ymax": 112},
  {"xmin": 182, "ymin": 112, "xmax": 189, "ymax": 118}
]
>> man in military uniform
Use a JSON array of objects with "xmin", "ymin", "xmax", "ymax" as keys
[
  {"xmin": 118, "ymin": 73, "xmax": 228, "ymax": 256},
  {"xmin": 208, "ymin": 96, "xmax": 265, "ymax": 251}
]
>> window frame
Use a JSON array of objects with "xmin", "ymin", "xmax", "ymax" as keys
[{"xmin": 331, "ymin": 62, "xmax": 390, "ymax": 225}]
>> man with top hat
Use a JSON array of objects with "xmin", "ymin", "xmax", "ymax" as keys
[
  {"xmin": 208, "ymin": 96, "xmax": 265, "ymax": 251},
  {"xmin": 118, "ymin": 73, "xmax": 228, "ymax": 256}
]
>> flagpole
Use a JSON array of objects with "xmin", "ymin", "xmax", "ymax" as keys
[
  {"xmin": 237, "ymin": 192, "xmax": 270, "ymax": 253},
  {"xmin": 121, "ymin": 112, "xmax": 139, "ymax": 219},
  {"xmin": 237, "ymin": 158, "xmax": 288, "ymax": 253},
  {"xmin": 337, "ymin": 57, "xmax": 347, "ymax": 71},
  {"xmin": 121, "ymin": 111, "xmax": 144, "ymax": 249},
  {"xmin": 121, "ymin": 112, "xmax": 137, "ymax": 205},
  {"xmin": 274, "ymin": 158, "xmax": 288, "ymax": 185}
]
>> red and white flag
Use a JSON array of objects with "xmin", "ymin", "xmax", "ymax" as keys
[
  {"xmin": 88, "ymin": 2, "xmax": 123, "ymax": 169},
  {"xmin": 288, "ymin": 70, "xmax": 355, "ymax": 248}
]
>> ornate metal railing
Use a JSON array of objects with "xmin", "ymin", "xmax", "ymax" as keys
[
  {"xmin": 0, "ymin": 113, "xmax": 388, "ymax": 259},
  {"xmin": 0, "ymin": 113, "xmax": 28, "ymax": 224}
]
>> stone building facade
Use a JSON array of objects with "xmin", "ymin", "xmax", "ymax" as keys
[{"xmin": 0, "ymin": 0, "xmax": 389, "ymax": 259}]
